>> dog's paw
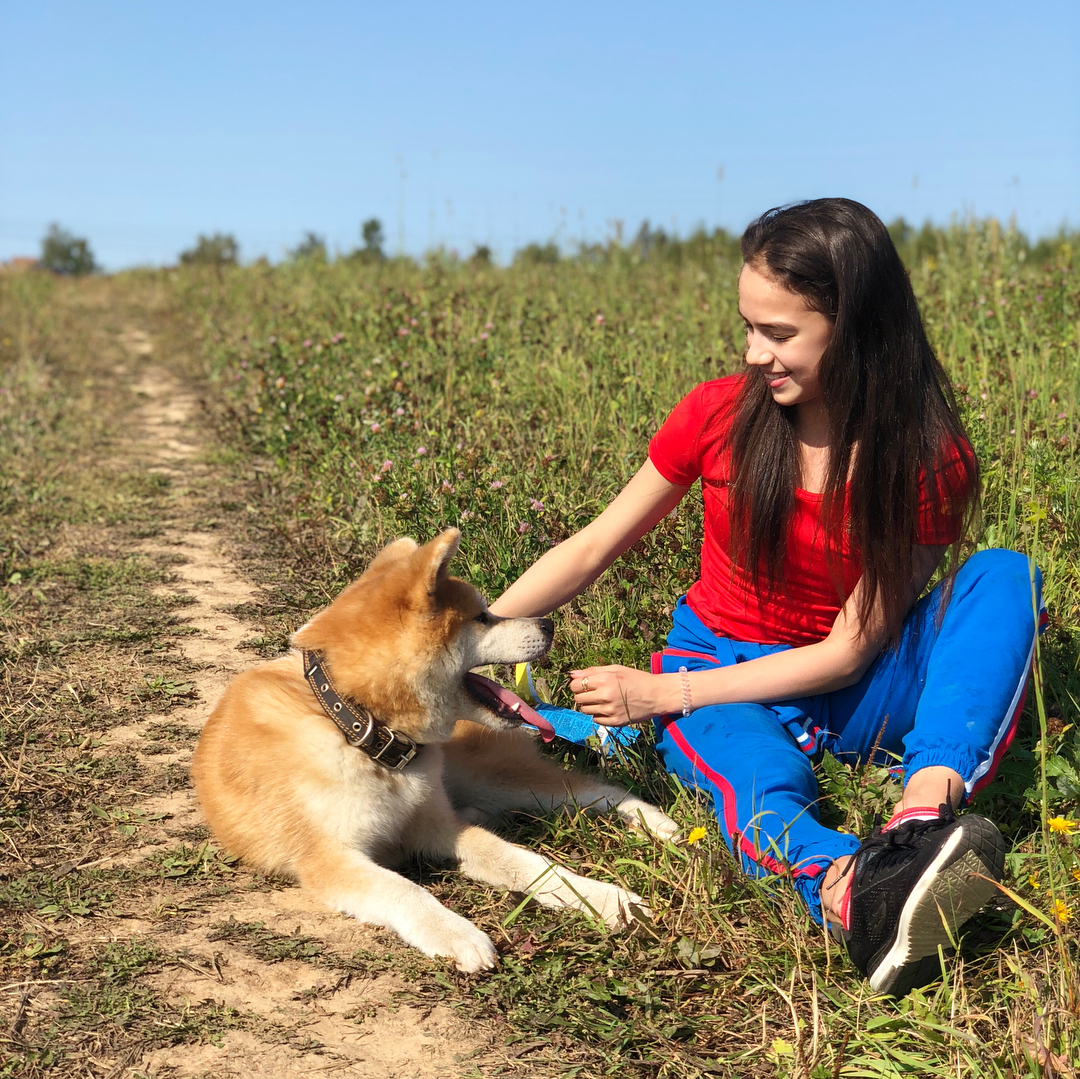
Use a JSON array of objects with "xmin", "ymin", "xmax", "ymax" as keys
[
  {"xmin": 413, "ymin": 914, "xmax": 497, "ymax": 973},
  {"xmin": 577, "ymin": 879, "xmax": 652, "ymax": 929},
  {"xmin": 617, "ymin": 797, "xmax": 681, "ymax": 842}
]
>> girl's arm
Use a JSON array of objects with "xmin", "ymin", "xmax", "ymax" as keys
[
  {"xmin": 572, "ymin": 543, "xmax": 947, "ymax": 725},
  {"xmin": 489, "ymin": 459, "xmax": 690, "ymax": 619}
]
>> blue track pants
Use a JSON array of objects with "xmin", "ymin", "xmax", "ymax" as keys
[{"xmin": 652, "ymin": 549, "xmax": 1045, "ymax": 923}]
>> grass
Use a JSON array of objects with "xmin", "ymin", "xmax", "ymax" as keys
[{"xmin": 2, "ymin": 223, "xmax": 1079, "ymax": 1076}]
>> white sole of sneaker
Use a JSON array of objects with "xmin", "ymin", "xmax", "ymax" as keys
[{"xmin": 868, "ymin": 827, "xmax": 998, "ymax": 994}]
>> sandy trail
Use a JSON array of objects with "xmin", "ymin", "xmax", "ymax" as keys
[{"xmin": 99, "ymin": 330, "xmax": 506, "ymax": 1078}]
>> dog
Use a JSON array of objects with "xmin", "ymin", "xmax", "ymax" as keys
[{"xmin": 192, "ymin": 529, "xmax": 677, "ymax": 972}]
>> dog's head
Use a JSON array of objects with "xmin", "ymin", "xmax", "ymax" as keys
[{"xmin": 291, "ymin": 529, "xmax": 555, "ymax": 744}]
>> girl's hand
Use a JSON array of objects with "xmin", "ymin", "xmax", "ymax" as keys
[{"xmin": 569, "ymin": 666, "xmax": 673, "ymax": 726}]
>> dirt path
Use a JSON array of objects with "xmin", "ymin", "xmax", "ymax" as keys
[{"xmin": 44, "ymin": 328, "xmax": 513, "ymax": 1077}]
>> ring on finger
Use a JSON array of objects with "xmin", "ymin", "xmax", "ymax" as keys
[{"xmin": 581, "ymin": 676, "xmax": 589, "ymax": 692}]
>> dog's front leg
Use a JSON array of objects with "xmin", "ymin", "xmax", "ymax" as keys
[
  {"xmin": 449, "ymin": 823, "xmax": 650, "ymax": 929},
  {"xmin": 294, "ymin": 846, "xmax": 497, "ymax": 972}
]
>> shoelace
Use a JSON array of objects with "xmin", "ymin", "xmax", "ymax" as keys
[{"xmin": 836, "ymin": 801, "xmax": 958, "ymax": 887}]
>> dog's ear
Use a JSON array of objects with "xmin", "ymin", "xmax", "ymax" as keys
[
  {"xmin": 415, "ymin": 528, "xmax": 461, "ymax": 597},
  {"xmin": 369, "ymin": 536, "xmax": 419, "ymax": 569}
]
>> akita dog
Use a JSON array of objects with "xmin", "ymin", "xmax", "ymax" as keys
[{"xmin": 192, "ymin": 529, "xmax": 676, "ymax": 972}]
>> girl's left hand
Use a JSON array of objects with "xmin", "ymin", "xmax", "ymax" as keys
[{"xmin": 568, "ymin": 665, "xmax": 670, "ymax": 726}]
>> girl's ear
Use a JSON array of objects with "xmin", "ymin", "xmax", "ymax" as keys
[{"xmin": 415, "ymin": 528, "xmax": 461, "ymax": 597}]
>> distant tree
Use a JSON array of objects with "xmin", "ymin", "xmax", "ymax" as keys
[
  {"xmin": 40, "ymin": 223, "xmax": 97, "ymax": 275},
  {"xmin": 631, "ymin": 220, "xmax": 670, "ymax": 260},
  {"xmin": 180, "ymin": 232, "xmax": 239, "ymax": 266},
  {"xmin": 469, "ymin": 244, "xmax": 493, "ymax": 266},
  {"xmin": 513, "ymin": 241, "xmax": 559, "ymax": 266},
  {"xmin": 289, "ymin": 231, "xmax": 328, "ymax": 262},
  {"xmin": 353, "ymin": 217, "xmax": 385, "ymax": 262}
]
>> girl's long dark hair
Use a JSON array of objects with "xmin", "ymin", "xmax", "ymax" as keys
[{"xmin": 730, "ymin": 198, "xmax": 978, "ymax": 645}]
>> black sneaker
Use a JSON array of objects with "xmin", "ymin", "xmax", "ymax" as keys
[{"xmin": 837, "ymin": 804, "xmax": 1007, "ymax": 996}]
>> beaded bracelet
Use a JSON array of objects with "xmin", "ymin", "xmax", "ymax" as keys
[{"xmin": 678, "ymin": 665, "xmax": 692, "ymax": 718}]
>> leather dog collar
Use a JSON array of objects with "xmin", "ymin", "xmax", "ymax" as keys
[{"xmin": 302, "ymin": 650, "xmax": 419, "ymax": 771}]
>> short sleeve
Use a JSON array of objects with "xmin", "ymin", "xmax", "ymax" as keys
[
  {"xmin": 916, "ymin": 438, "xmax": 977, "ymax": 545},
  {"xmin": 648, "ymin": 384, "xmax": 706, "ymax": 486}
]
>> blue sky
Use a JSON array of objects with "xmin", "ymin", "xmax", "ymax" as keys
[{"xmin": 1, "ymin": 1, "xmax": 1076, "ymax": 269}]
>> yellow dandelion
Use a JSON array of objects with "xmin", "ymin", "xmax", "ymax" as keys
[
  {"xmin": 1055, "ymin": 899, "xmax": 1073, "ymax": 923},
  {"xmin": 686, "ymin": 826, "xmax": 708, "ymax": 846},
  {"xmin": 1072, "ymin": 868, "xmax": 1080, "ymax": 883},
  {"xmin": 1029, "ymin": 874, "xmax": 1041, "ymax": 890},
  {"xmin": 1047, "ymin": 816, "xmax": 1079, "ymax": 835}
]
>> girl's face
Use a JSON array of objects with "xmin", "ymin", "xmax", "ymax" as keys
[{"xmin": 738, "ymin": 262, "xmax": 834, "ymax": 412}]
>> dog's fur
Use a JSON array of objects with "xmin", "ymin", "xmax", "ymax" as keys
[{"xmin": 192, "ymin": 530, "xmax": 676, "ymax": 971}]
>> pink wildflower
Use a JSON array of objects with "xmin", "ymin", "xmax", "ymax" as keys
[
  {"xmin": 595, "ymin": 314, "xmax": 605, "ymax": 325},
  {"xmin": 303, "ymin": 338, "xmax": 312, "ymax": 347},
  {"xmin": 370, "ymin": 422, "xmax": 381, "ymax": 433},
  {"xmin": 416, "ymin": 446, "xmax": 427, "ymax": 456},
  {"xmin": 490, "ymin": 479, "xmax": 503, "ymax": 489},
  {"xmin": 517, "ymin": 521, "xmax": 531, "ymax": 534},
  {"xmin": 530, "ymin": 499, "xmax": 544, "ymax": 512},
  {"xmin": 380, "ymin": 460, "xmax": 394, "ymax": 472}
]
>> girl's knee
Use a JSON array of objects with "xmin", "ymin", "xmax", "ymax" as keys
[{"xmin": 958, "ymin": 548, "xmax": 1041, "ymax": 606}]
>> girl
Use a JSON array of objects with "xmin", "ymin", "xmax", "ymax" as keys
[{"xmin": 490, "ymin": 199, "xmax": 1044, "ymax": 996}]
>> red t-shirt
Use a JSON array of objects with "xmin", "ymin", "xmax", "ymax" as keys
[{"xmin": 648, "ymin": 375, "xmax": 975, "ymax": 646}]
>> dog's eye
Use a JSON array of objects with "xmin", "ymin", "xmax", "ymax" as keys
[{"xmin": 475, "ymin": 611, "xmax": 492, "ymax": 625}]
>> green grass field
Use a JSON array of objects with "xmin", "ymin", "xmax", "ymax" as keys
[{"xmin": 2, "ymin": 222, "xmax": 1079, "ymax": 1076}]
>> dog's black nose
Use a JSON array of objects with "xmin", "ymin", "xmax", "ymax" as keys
[{"xmin": 539, "ymin": 617, "xmax": 555, "ymax": 639}]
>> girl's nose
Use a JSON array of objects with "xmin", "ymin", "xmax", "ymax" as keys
[{"xmin": 745, "ymin": 339, "xmax": 772, "ymax": 367}]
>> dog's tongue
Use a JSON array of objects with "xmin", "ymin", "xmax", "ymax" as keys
[{"xmin": 466, "ymin": 672, "xmax": 556, "ymax": 743}]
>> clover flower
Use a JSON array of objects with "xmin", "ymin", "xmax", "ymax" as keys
[
  {"xmin": 530, "ymin": 499, "xmax": 545, "ymax": 512},
  {"xmin": 380, "ymin": 460, "xmax": 393, "ymax": 473},
  {"xmin": 416, "ymin": 446, "xmax": 427, "ymax": 456}
]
